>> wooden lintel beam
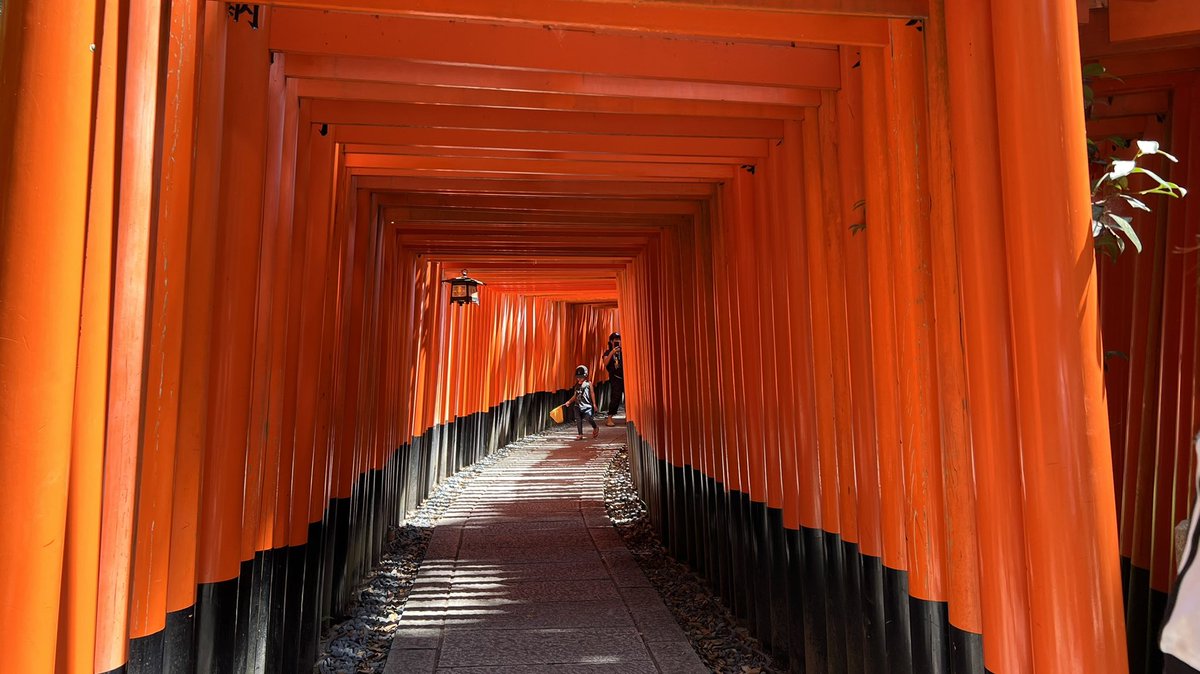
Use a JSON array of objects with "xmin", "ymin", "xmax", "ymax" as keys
[
  {"xmin": 285, "ymin": 55, "xmax": 816, "ymax": 107},
  {"xmin": 392, "ymin": 218, "xmax": 678, "ymax": 231},
  {"xmin": 383, "ymin": 194, "xmax": 701, "ymax": 214},
  {"xmin": 260, "ymin": 0, "xmax": 901, "ymax": 43},
  {"xmin": 295, "ymin": 78, "xmax": 813, "ymax": 119},
  {"xmin": 343, "ymin": 144, "xmax": 757, "ymax": 167},
  {"xmin": 358, "ymin": 176, "xmax": 716, "ymax": 197},
  {"xmin": 311, "ymin": 100, "xmax": 784, "ymax": 139},
  {"xmin": 350, "ymin": 167, "xmax": 714, "ymax": 183},
  {"xmin": 269, "ymin": 8, "xmax": 841, "ymax": 89},
  {"xmin": 335, "ymin": 126, "xmax": 771, "ymax": 159},
  {"xmin": 345, "ymin": 153, "xmax": 734, "ymax": 179}
]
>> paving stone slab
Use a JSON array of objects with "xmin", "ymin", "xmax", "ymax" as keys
[
  {"xmin": 451, "ymin": 560, "xmax": 611, "ymax": 583},
  {"xmin": 630, "ymin": 607, "xmax": 689, "ymax": 643},
  {"xmin": 460, "ymin": 518, "xmax": 587, "ymax": 532},
  {"xmin": 388, "ymin": 436, "xmax": 708, "ymax": 674},
  {"xmin": 588, "ymin": 526, "xmax": 627, "ymax": 550},
  {"xmin": 646, "ymin": 640, "xmax": 712, "ymax": 674},
  {"xmin": 436, "ymin": 663, "xmax": 659, "ymax": 674},
  {"xmin": 455, "ymin": 544, "xmax": 603, "ymax": 564},
  {"xmin": 601, "ymin": 549, "xmax": 653, "ymax": 587},
  {"xmin": 383, "ymin": 648, "xmax": 437, "ymax": 674},
  {"xmin": 388, "ymin": 626, "xmax": 443, "ymax": 651},
  {"xmin": 459, "ymin": 528, "xmax": 594, "ymax": 550},
  {"xmin": 619, "ymin": 585, "xmax": 674, "ymax": 610},
  {"xmin": 439, "ymin": 598, "xmax": 633, "ymax": 630},
  {"xmin": 438, "ymin": 627, "xmax": 652, "ymax": 668}
]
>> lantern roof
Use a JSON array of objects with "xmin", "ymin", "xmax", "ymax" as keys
[{"xmin": 441, "ymin": 270, "xmax": 485, "ymax": 286}]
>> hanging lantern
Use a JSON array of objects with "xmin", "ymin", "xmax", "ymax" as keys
[{"xmin": 442, "ymin": 270, "xmax": 484, "ymax": 306}]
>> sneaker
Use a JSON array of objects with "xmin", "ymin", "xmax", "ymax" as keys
[{"xmin": 605, "ymin": 417, "xmax": 615, "ymax": 427}]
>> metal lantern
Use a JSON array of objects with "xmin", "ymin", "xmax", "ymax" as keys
[{"xmin": 442, "ymin": 270, "xmax": 484, "ymax": 306}]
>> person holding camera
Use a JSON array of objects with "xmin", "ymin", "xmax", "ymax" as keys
[{"xmin": 601, "ymin": 332, "xmax": 624, "ymax": 426}]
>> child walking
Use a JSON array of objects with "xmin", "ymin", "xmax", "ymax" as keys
[{"xmin": 565, "ymin": 365, "xmax": 600, "ymax": 440}]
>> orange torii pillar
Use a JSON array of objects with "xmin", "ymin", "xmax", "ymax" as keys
[
  {"xmin": 0, "ymin": 2, "xmax": 98, "ymax": 671},
  {"xmin": 942, "ymin": 0, "xmax": 1128, "ymax": 671},
  {"xmin": 193, "ymin": 7, "xmax": 272, "ymax": 672}
]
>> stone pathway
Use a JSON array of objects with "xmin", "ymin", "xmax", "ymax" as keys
[{"xmin": 384, "ymin": 417, "xmax": 709, "ymax": 673}]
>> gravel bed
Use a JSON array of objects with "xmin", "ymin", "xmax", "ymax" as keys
[
  {"xmin": 603, "ymin": 448, "xmax": 781, "ymax": 674},
  {"xmin": 314, "ymin": 432, "xmax": 543, "ymax": 673}
]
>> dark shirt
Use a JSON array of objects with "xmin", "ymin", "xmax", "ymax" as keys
[
  {"xmin": 604, "ymin": 346, "xmax": 624, "ymax": 381},
  {"xmin": 574, "ymin": 381, "xmax": 594, "ymax": 412}
]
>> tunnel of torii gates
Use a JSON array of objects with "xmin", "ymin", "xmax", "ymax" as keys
[{"xmin": 2, "ymin": 0, "xmax": 1200, "ymax": 673}]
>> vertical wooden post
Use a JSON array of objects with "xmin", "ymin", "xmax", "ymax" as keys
[
  {"xmin": 165, "ymin": 5, "xmax": 226, "ymax": 670},
  {"xmin": 0, "ymin": 1, "xmax": 98, "ymax": 670},
  {"xmin": 990, "ymin": 0, "xmax": 1129, "ymax": 669},
  {"xmin": 127, "ymin": 0, "xmax": 204, "ymax": 669},
  {"xmin": 61, "ymin": 0, "xmax": 122, "ymax": 668},
  {"xmin": 860, "ymin": 44, "xmax": 914, "ymax": 674},
  {"xmin": 194, "ymin": 6, "xmax": 272, "ymax": 670},
  {"xmin": 94, "ymin": 0, "xmax": 168, "ymax": 662},
  {"xmin": 942, "ymin": 1, "xmax": 1035, "ymax": 671},
  {"xmin": 921, "ymin": 2, "xmax": 985, "ymax": 668}
]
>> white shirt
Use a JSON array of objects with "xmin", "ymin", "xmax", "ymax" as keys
[{"xmin": 1161, "ymin": 434, "xmax": 1200, "ymax": 668}]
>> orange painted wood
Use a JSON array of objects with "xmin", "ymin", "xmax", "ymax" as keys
[
  {"xmin": 360, "ymin": 176, "xmax": 718, "ymax": 198},
  {"xmin": 817, "ymin": 92, "xmax": 860, "ymax": 549},
  {"xmin": 884, "ymin": 20, "xmax": 947, "ymax": 606},
  {"xmin": 240, "ymin": 56, "xmax": 290, "ymax": 565},
  {"xmin": 129, "ymin": 0, "xmax": 204, "ymax": 644},
  {"xmin": 263, "ymin": 0, "xmax": 929, "ymax": 20},
  {"xmin": 923, "ymin": 0, "xmax": 983, "ymax": 637},
  {"xmin": 991, "ymin": 0, "xmax": 1128, "ymax": 668},
  {"xmin": 269, "ymin": 8, "xmax": 841, "ymax": 89},
  {"xmin": 834, "ymin": 47, "xmax": 883, "ymax": 560},
  {"xmin": 859, "ymin": 46, "xmax": 909, "ymax": 575},
  {"xmin": 168, "ymin": 0, "xmax": 229, "ymax": 615},
  {"xmin": 801, "ymin": 110, "xmax": 843, "ymax": 541},
  {"xmin": 0, "ymin": 1, "xmax": 99, "ymax": 670},
  {"xmin": 942, "ymin": 0, "xmax": 1033, "ymax": 667},
  {"xmin": 780, "ymin": 120, "xmax": 823, "ymax": 531},
  {"xmin": 288, "ymin": 55, "xmax": 816, "ymax": 108},
  {"xmin": 1110, "ymin": 0, "xmax": 1200, "ymax": 41},
  {"xmin": 297, "ymin": 78, "xmax": 814, "ymax": 120},
  {"xmin": 262, "ymin": 0, "xmax": 892, "ymax": 45},
  {"xmin": 196, "ymin": 11, "xmax": 272, "ymax": 583},
  {"xmin": 309, "ymin": 100, "xmax": 785, "ymax": 139},
  {"xmin": 59, "ymin": 0, "xmax": 122, "ymax": 668},
  {"xmin": 96, "ymin": 0, "xmax": 171, "ymax": 664}
]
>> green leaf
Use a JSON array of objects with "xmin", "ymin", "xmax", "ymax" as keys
[
  {"xmin": 1139, "ymin": 186, "xmax": 1189, "ymax": 198},
  {"xmin": 1104, "ymin": 350, "xmax": 1130, "ymax": 361},
  {"xmin": 1083, "ymin": 84, "xmax": 1095, "ymax": 106},
  {"xmin": 1094, "ymin": 231, "xmax": 1124, "ymax": 262},
  {"xmin": 1107, "ymin": 135, "xmax": 1130, "ymax": 148},
  {"xmin": 1082, "ymin": 62, "xmax": 1107, "ymax": 79},
  {"xmin": 1118, "ymin": 194, "xmax": 1151, "ymax": 211},
  {"xmin": 1106, "ymin": 213, "xmax": 1142, "ymax": 253},
  {"xmin": 1130, "ymin": 167, "xmax": 1188, "ymax": 197}
]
